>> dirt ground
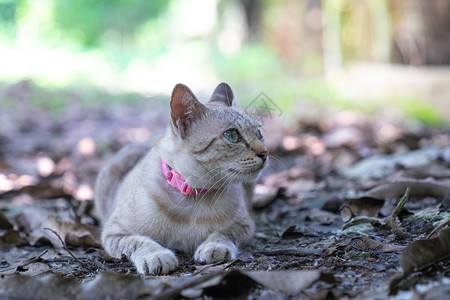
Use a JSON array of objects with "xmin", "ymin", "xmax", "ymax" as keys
[{"xmin": 0, "ymin": 80, "xmax": 449, "ymax": 299}]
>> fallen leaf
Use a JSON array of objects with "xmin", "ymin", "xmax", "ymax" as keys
[
  {"xmin": 12, "ymin": 205, "xmax": 100, "ymax": 248},
  {"xmin": 0, "ymin": 212, "xmax": 13, "ymax": 230},
  {"xmin": 281, "ymin": 225, "xmax": 304, "ymax": 239},
  {"xmin": 322, "ymin": 126, "xmax": 364, "ymax": 148},
  {"xmin": 202, "ymin": 270, "xmax": 256, "ymax": 299},
  {"xmin": 0, "ymin": 230, "xmax": 27, "ymax": 248},
  {"xmin": 363, "ymin": 179, "xmax": 449, "ymax": 201},
  {"xmin": 306, "ymin": 208, "xmax": 340, "ymax": 225},
  {"xmin": 340, "ymin": 197, "xmax": 384, "ymax": 222},
  {"xmin": 243, "ymin": 270, "xmax": 334, "ymax": 294},
  {"xmin": 400, "ymin": 227, "xmax": 450, "ymax": 275},
  {"xmin": 0, "ymin": 272, "xmax": 163, "ymax": 299},
  {"xmin": 342, "ymin": 148, "xmax": 447, "ymax": 179},
  {"xmin": 16, "ymin": 262, "xmax": 51, "ymax": 277},
  {"xmin": 58, "ymin": 221, "xmax": 101, "ymax": 248},
  {"xmin": 389, "ymin": 227, "xmax": 450, "ymax": 295},
  {"xmin": 351, "ymin": 236, "xmax": 404, "ymax": 254}
]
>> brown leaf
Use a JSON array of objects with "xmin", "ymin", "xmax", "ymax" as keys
[
  {"xmin": 0, "ymin": 230, "xmax": 27, "ymax": 248},
  {"xmin": 0, "ymin": 272, "xmax": 159, "ymax": 299},
  {"xmin": 202, "ymin": 270, "xmax": 256, "ymax": 299},
  {"xmin": 15, "ymin": 206, "xmax": 100, "ymax": 248},
  {"xmin": 281, "ymin": 225, "xmax": 304, "ymax": 239},
  {"xmin": 363, "ymin": 179, "xmax": 449, "ymax": 200},
  {"xmin": 307, "ymin": 208, "xmax": 340, "ymax": 225},
  {"xmin": 390, "ymin": 227, "xmax": 450, "ymax": 295},
  {"xmin": 16, "ymin": 262, "xmax": 51, "ymax": 277},
  {"xmin": 340, "ymin": 197, "xmax": 384, "ymax": 222},
  {"xmin": 57, "ymin": 221, "xmax": 101, "ymax": 248},
  {"xmin": 351, "ymin": 236, "xmax": 404, "ymax": 254},
  {"xmin": 243, "ymin": 270, "xmax": 333, "ymax": 294},
  {"xmin": 400, "ymin": 227, "xmax": 450, "ymax": 275},
  {"xmin": 0, "ymin": 212, "xmax": 13, "ymax": 230}
]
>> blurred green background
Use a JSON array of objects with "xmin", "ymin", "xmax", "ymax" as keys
[{"xmin": 1, "ymin": 0, "xmax": 449, "ymax": 125}]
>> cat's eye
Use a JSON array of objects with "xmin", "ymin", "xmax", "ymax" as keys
[
  {"xmin": 224, "ymin": 129, "xmax": 239, "ymax": 143},
  {"xmin": 256, "ymin": 128, "xmax": 263, "ymax": 140}
]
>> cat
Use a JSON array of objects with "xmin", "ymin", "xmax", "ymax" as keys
[{"xmin": 95, "ymin": 83, "xmax": 268, "ymax": 275}]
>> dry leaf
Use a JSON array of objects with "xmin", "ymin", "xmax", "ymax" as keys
[
  {"xmin": 400, "ymin": 227, "xmax": 450, "ymax": 275},
  {"xmin": 340, "ymin": 197, "xmax": 384, "ymax": 222},
  {"xmin": 52, "ymin": 220, "xmax": 101, "ymax": 248},
  {"xmin": 0, "ymin": 212, "xmax": 13, "ymax": 230},
  {"xmin": 281, "ymin": 225, "xmax": 304, "ymax": 239},
  {"xmin": 390, "ymin": 227, "xmax": 450, "ymax": 295},
  {"xmin": 307, "ymin": 208, "xmax": 340, "ymax": 225},
  {"xmin": 243, "ymin": 270, "xmax": 331, "ymax": 294},
  {"xmin": 351, "ymin": 236, "xmax": 404, "ymax": 254},
  {"xmin": 363, "ymin": 179, "xmax": 449, "ymax": 200}
]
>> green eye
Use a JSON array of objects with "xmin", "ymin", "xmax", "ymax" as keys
[
  {"xmin": 224, "ymin": 129, "xmax": 239, "ymax": 143},
  {"xmin": 256, "ymin": 128, "xmax": 263, "ymax": 140}
]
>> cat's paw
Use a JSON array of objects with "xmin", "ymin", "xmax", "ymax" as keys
[
  {"xmin": 131, "ymin": 250, "xmax": 178, "ymax": 275},
  {"xmin": 194, "ymin": 241, "xmax": 237, "ymax": 264}
]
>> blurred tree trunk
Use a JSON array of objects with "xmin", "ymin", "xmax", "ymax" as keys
[
  {"xmin": 263, "ymin": 0, "xmax": 323, "ymax": 75},
  {"xmin": 241, "ymin": 0, "xmax": 262, "ymax": 42},
  {"xmin": 389, "ymin": 0, "xmax": 450, "ymax": 65},
  {"xmin": 420, "ymin": 0, "xmax": 450, "ymax": 64}
]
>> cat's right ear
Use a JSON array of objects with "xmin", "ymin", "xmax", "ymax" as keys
[
  {"xmin": 170, "ymin": 84, "xmax": 206, "ymax": 138},
  {"xmin": 209, "ymin": 82, "xmax": 234, "ymax": 107}
]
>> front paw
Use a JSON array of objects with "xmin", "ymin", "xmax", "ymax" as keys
[
  {"xmin": 131, "ymin": 250, "xmax": 178, "ymax": 275},
  {"xmin": 194, "ymin": 241, "xmax": 237, "ymax": 264}
]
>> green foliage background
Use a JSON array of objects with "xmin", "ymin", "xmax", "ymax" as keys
[{"xmin": 0, "ymin": 0, "xmax": 446, "ymax": 126}]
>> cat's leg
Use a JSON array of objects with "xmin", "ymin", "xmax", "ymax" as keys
[
  {"xmin": 102, "ymin": 218, "xmax": 178, "ymax": 275},
  {"xmin": 194, "ymin": 218, "xmax": 254, "ymax": 264}
]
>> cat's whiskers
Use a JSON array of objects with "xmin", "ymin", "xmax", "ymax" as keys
[
  {"xmin": 208, "ymin": 170, "xmax": 241, "ymax": 209},
  {"xmin": 196, "ymin": 168, "xmax": 236, "ymax": 204},
  {"xmin": 266, "ymin": 154, "xmax": 289, "ymax": 169},
  {"xmin": 215, "ymin": 169, "xmax": 245, "ymax": 209},
  {"xmin": 186, "ymin": 164, "xmax": 224, "ymax": 191},
  {"xmin": 194, "ymin": 163, "xmax": 239, "ymax": 204},
  {"xmin": 210, "ymin": 163, "xmax": 246, "ymax": 204}
]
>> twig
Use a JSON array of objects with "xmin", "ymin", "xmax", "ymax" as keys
[
  {"xmin": 192, "ymin": 259, "xmax": 240, "ymax": 276},
  {"xmin": 258, "ymin": 248, "xmax": 322, "ymax": 257},
  {"xmin": 223, "ymin": 259, "xmax": 240, "ymax": 269},
  {"xmin": 426, "ymin": 219, "xmax": 450, "ymax": 239},
  {"xmin": 341, "ymin": 216, "xmax": 382, "ymax": 230},
  {"xmin": 0, "ymin": 249, "xmax": 50, "ymax": 273},
  {"xmin": 388, "ymin": 187, "xmax": 410, "ymax": 238},
  {"xmin": 21, "ymin": 249, "xmax": 48, "ymax": 268},
  {"xmin": 143, "ymin": 270, "xmax": 227, "ymax": 300},
  {"xmin": 44, "ymin": 227, "xmax": 94, "ymax": 272}
]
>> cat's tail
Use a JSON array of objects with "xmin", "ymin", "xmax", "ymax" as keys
[{"xmin": 94, "ymin": 142, "xmax": 151, "ymax": 222}]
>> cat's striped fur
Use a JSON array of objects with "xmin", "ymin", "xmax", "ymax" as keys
[{"xmin": 95, "ymin": 83, "xmax": 267, "ymax": 275}]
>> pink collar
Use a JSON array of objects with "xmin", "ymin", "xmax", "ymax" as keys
[{"xmin": 161, "ymin": 158, "xmax": 208, "ymax": 195}]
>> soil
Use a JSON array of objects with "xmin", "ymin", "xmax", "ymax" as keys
[{"xmin": 0, "ymin": 80, "xmax": 449, "ymax": 299}]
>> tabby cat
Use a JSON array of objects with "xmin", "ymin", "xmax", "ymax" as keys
[{"xmin": 95, "ymin": 83, "xmax": 268, "ymax": 275}]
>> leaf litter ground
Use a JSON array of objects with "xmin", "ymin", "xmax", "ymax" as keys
[{"xmin": 0, "ymin": 81, "xmax": 449, "ymax": 299}]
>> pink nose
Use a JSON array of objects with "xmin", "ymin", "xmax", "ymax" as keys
[{"xmin": 257, "ymin": 151, "xmax": 268, "ymax": 161}]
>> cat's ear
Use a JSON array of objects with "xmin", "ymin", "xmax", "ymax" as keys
[
  {"xmin": 170, "ymin": 83, "xmax": 207, "ymax": 138},
  {"xmin": 209, "ymin": 82, "xmax": 234, "ymax": 107}
]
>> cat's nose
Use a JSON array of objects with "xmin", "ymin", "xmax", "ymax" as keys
[{"xmin": 257, "ymin": 151, "xmax": 268, "ymax": 162}]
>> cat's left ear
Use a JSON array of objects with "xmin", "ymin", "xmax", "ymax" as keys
[
  {"xmin": 209, "ymin": 82, "xmax": 234, "ymax": 107},
  {"xmin": 170, "ymin": 83, "xmax": 207, "ymax": 138}
]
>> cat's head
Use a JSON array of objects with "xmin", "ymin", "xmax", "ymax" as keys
[{"xmin": 168, "ymin": 83, "xmax": 268, "ymax": 188}]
